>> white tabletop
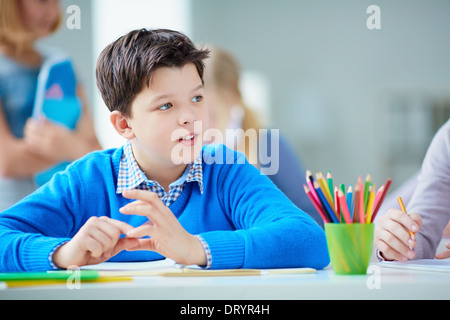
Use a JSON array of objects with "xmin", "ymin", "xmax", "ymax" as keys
[{"xmin": 1, "ymin": 263, "xmax": 449, "ymax": 300}]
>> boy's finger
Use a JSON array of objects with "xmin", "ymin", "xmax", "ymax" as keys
[
  {"xmin": 112, "ymin": 237, "xmax": 141, "ymax": 255},
  {"xmin": 127, "ymin": 222, "xmax": 154, "ymax": 239},
  {"xmin": 119, "ymin": 202, "xmax": 160, "ymax": 226},
  {"xmin": 100, "ymin": 216, "xmax": 135, "ymax": 235},
  {"xmin": 124, "ymin": 238, "xmax": 156, "ymax": 252},
  {"xmin": 85, "ymin": 236, "xmax": 105, "ymax": 258},
  {"xmin": 122, "ymin": 190, "xmax": 166, "ymax": 211}
]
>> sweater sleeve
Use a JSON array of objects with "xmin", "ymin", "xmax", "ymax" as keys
[
  {"xmin": 0, "ymin": 166, "xmax": 83, "ymax": 272},
  {"xmin": 199, "ymin": 146, "xmax": 330, "ymax": 270},
  {"xmin": 407, "ymin": 120, "xmax": 450, "ymax": 259}
]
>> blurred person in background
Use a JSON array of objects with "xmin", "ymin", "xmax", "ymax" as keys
[
  {"xmin": 0, "ymin": 0, "xmax": 101, "ymax": 211},
  {"xmin": 203, "ymin": 45, "xmax": 322, "ymax": 226}
]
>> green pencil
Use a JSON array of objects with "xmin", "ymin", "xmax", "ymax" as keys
[
  {"xmin": 0, "ymin": 270, "xmax": 99, "ymax": 282},
  {"xmin": 363, "ymin": 174, "xmax": 372, "ymax": 213}
]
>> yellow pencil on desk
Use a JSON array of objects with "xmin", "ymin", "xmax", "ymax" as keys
[{"xmin": 397, "ymin": 196, "xmax": 415, "ymax": 240}]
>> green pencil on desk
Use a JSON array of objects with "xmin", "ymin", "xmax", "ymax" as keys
[{"xmin": 0, "ymin": 270, "xmax": 132, "ymax": 288}]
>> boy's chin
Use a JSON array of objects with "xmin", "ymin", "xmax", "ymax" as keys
[{"xmin": 170, "ymin": 143, "xmax": 203, "ymax": 164}]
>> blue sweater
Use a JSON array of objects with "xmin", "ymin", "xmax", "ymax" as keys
[{"xmin": 0, "ymin": 144, "xmax": 329, "ymax": 272}]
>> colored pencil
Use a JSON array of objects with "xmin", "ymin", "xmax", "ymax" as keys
[
  {"xmin": 370, "ymin": 178, "xmax": 392, "ymax": 222},
  {"xmin": 363, "ymin": 174, "xmax": 371, "ymax": 214},
  {"xmin": 397, "ymin": 196, "xmax": 415, "ymax": 240},
  {"xmin": 302, "ymin": 170, "xmax": 391, "ymax": 225},
  {"xmin": 338, "ymin": 189, "xmax": 352, "ymax": 223},
  {"xmin": 314, "ymin": 182, "xmax": 339, "ymax": 223},
  {"xmin": 304, "ymin": 185, "xmax": 330, "ymax": 223},
  {"xmin": 317, "ymin": 172, "xmax": 333, "ymax": 208},
  {"xmin": 353, "ymin": 183, "xmax": 361, "ymax": 223},
  {"xmin": 346, "ymin": 185, "xmax": 353, "ymax": 219},
  {"xmin": 327, "ymin": 171, "xmax": 334, "ymax": 203},
  {"xmin": 359, "ymin": 176, "xmax": 365, "ymax": 223},
  {"xmin": 334, "ymin": 186, "xmax": 340, "ymax": 221},
  {"xmin": 306, "ymin": 171, "xmax": 320, "ymax": 207},
  {"xmin": 365, "ymin": 185, "xmax": 375, "ymax": 223},
  {"xmin": 369, "ymin": 185, "xmax": 384, "ymax": 222}
]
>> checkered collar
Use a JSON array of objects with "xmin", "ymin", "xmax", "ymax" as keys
[{"xmin": 116, "ymin": 141, "xmax": 204, "ymax": 195}]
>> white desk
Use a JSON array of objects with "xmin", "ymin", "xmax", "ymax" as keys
[{"xmin": 1, "ymin": 263, "xmax": 449, "ymax": 300}]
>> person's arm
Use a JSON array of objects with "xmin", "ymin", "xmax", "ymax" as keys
[
  {"xmin": 0, "ymin": 165, "xmax": 82, "ymax": 272},
  {"xmin": 407, "ymin": 121, "xmax": 450, "ymax": 259},
  {"xmin": 374, "ymin": 120, "xmax": 450, "ymax": 260},
  {"xmin": 206, "ymin": 151, "xmax": 329, "ymax": 270},
  {"xmin": 0, "ymin": 101, "xmax": 55, "ymax": 178},
  {"xmin": 22, "ymin": 85, "xmax": 102, "ymax": 163}
]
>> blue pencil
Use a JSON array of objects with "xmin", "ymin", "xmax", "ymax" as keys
[
  {"xmin": 346, "ymin": 185, "xmax": 353, "ymax": 219},
  {"xmin": 314, "ymin": 181, "xmax": 339, "ymax": 223}
]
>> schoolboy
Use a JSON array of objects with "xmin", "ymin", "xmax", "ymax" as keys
[{"xmin": 0, "ymin": 29, "xmax": 329, "ymax": 272}]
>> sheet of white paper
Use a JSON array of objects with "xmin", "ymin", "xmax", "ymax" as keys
[
  {"xmin": 80, "ymin": 258, "xmax": 177, "ymax": 271},
  {"xmin": 379, "ymin": 259, "xmax": 450, "ymax": 273}
]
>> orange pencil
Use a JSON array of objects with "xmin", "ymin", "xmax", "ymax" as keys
[
  {"xmin": 397, "ymin": 196, "xmax": 415, "ymax": 240},
  {"xmin": 338, "ymin": 189, "xmax": 352, "ymax": 224}
]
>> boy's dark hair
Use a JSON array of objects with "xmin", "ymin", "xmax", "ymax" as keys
[{"xmin": 96, "ymin": 29, "xmax": 210, "ymax": 116}]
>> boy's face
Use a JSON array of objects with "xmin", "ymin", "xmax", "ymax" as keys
[{"xmin": 122, "ymin": 63, "xmax": 209, "ymax": 170}]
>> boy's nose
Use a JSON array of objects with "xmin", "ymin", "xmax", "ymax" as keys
[{"xmin": 178, "ymin": 105, "xmax": 197, "ymax": 126}]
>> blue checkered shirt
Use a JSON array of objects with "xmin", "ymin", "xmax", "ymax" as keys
[{"xmin": 117, "ymin": 141, "xmax": 203, "ymax": 206}]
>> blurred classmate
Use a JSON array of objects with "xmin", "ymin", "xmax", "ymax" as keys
[
  {"xmin": 0, "ymin": 0, "xmax": 101, "ymax": 211},
  {"xmin": 203, "ymin": 45, "xmax": 322, "ymax": 226},
  {"xmin": 374, "ymin": 119, "xmax": 450, "ymax": 261}
]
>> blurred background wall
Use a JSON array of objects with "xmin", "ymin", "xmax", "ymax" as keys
[{"xmin": 42, "ymin": 0, "xmax": 450, "ymax": 190}]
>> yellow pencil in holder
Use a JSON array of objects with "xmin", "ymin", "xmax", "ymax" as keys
[{"xmin": 325, "ymin": 223, "xmax": 374, "ymax": 275}]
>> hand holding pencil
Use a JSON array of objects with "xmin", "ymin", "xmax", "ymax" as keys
[{"xmin": 373, "ymin": 198, "xmax": 422, "ymax": 261}]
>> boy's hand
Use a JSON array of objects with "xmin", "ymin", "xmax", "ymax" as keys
[
  {"xmin": 52, "ymin": 216, "xmax": 138, "ymax": 269},
  {"xmin": 374, "ymin": 208, "xmax": 421, "ymax": 261},
  {"xmin": 120, "ymin": 189, "xmax": 207, "ymax": 267}
]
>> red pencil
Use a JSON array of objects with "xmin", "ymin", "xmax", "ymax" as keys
[
  {"xmin": 370, "ymin": 178, "xmax": 392, "ymax": 222},
  {"xmin": 358, "ymin": 176, "xmax": 365, "ymax": 223},
  {"xmin": 334, "ymin": 186, "xmax": 340, "ymax": 221},
  {"xmin": 304, "ymin": 184, "xmax": 330, "ymax": 223},
  {"xmin": 338, "ymin": 189, "xmax": 352, "ymax": 223},
  {"xmin": 306, "ymin": 171, "xmax": 321, "ymax": 207}
]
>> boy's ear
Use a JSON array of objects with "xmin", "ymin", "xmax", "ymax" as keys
[{"xmin": 110, "ymin": 111, "xmax": 135, "ymax": 140}]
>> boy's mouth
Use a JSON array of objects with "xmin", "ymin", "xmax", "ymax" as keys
[{"xmin": 178, "ymin": 133, "xmax": 199, "ymax": 146}]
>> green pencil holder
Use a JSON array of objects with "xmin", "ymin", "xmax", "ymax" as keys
[{"xmin": 325, "ymin": 223, "xmax": 374, "ymax": 275}]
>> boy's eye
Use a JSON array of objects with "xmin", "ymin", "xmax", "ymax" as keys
[
  {"xmin": 159, "ymin": 103, "xmax": 173, "ymax": 111},
  {"xmin": 192, "ymin": 96, "xmax": 203, "ymax": 103}
]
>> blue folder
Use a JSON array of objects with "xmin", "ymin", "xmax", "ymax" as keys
[{"xmin": 32, "ymin": 56, "xmax": 82, "ymax": 186}]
